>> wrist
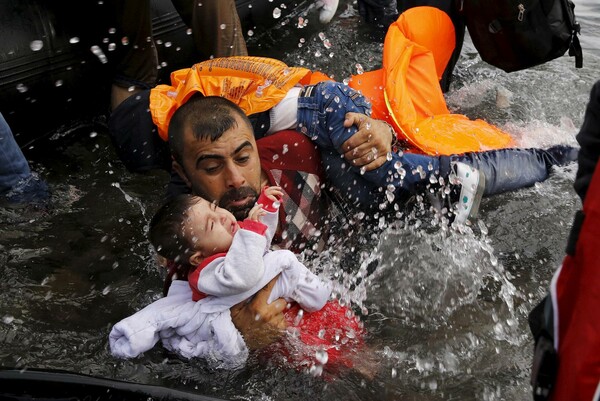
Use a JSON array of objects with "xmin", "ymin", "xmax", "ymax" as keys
[{"xmin": 384, "ymin": 121, "xmax": 399, "ymax": 152}]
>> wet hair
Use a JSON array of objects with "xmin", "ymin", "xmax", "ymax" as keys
[
  {"xmin": 148, "ymin": 194, "xmax": 202, "ymax": 266},
  {"xmin": 168, "ymin": 95, "xmax": 254, "ymax": 166}
]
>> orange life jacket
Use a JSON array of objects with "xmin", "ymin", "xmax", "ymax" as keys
[
  {"xmin": 348, "ymin": 6, "xmax": 514, "ymax": 155},
  {"xmin": 150, "ymin": 56, "xmax": 331, "ymax": 140}
]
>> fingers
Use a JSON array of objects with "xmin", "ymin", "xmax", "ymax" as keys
[
  {"xmin": 247, "ymin": 203, "xmax": 264, "ymax": 220},
  {"xmin": 264, "ymin": 186, "xmax": 284, "ymax": 202},
  {"xmin": 343, "ymin": 112, "xmax": 364, "ymax": 128},
  {"xmin": 342, "ymin": 115, "xmax": 393, "ymax": 169},
  {"xmin": 344, "ymin": 151, "xmax": 389, "ymax": 171}
]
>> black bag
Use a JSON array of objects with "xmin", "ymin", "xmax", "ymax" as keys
[{"xmin": 460, "ymin": 0, "xmax": 583, "ymax": 72}]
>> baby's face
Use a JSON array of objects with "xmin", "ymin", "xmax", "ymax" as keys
[{"xmin": 185, "ymin": 198, "xmax": 240, "ymax": 257}]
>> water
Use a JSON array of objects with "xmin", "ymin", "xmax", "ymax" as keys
[{"xmin": 1, "ymin": 1, "xmax": 599, "ymax": 399}]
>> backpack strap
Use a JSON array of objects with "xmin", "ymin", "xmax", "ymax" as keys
[{"xmin": 564, "ymin": 0, "xmax": 583, "ymax": 68}]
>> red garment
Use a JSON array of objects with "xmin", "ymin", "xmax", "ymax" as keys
[
  {"xmin": 263, "ymin": 300, "xmax": 365, "ymax": 374},
  {"xmin": 549, "ymin": 160, "xmax": 600, "ymax": 401},
  {"xmin": 257, "ymin": 131, "xmax": 331, "ymax": 255}
]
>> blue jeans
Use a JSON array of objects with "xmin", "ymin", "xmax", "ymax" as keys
[
  {"xmin": 296, "ymin": 81, "xmax": 578, "ymax": 208},
  {"xmin": 0, "ymin": 113, "xmax": 48, "ymax": 203},
  {"xmin": 0, "ymin": 113, "xmax": 31, "ymax": 194}
]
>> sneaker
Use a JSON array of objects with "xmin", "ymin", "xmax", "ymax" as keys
[
  {"xmin": 2, "ymin": 173, "xmax": 49, "ymax": 205},
  {"xmin": 451, "ymin": 162, "xmax": 486, "ymax": 225}
]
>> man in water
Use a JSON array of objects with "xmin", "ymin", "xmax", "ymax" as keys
[{"xmin": 162, "ymin": 92, "xmax": 576, "ymax": 348}]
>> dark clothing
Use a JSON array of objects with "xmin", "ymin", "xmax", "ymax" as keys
[
  {"xmin": 574, "ymin": 80, "xmax": 600, "ymax": 203},
  {"xmin": 107, "ymin": 0, "xmax": 247, "ymax": 90},
  {"xmin": 357, "ymin": 0, "xmax": 465, "ymax": 92}
]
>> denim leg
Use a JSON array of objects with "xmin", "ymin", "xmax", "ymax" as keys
[
  {"xmin": 322, "ymin": 149, "xmax": 443, "ymax": 207},
  {"xmin": 297, "ymin": 81, "xmax": 443, "ymax": 206},
  {"xmin": 0, "ymin": 113, "xmax": 31, "ymax": 194},
  {"xmin": 454, "ymin": 145, "xmax": 579, "ymax": 196}
]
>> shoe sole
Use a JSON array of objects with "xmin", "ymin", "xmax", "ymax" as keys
[{"xmin": 467, "ymin": 169, "xmax": 486, "ymax": 220}]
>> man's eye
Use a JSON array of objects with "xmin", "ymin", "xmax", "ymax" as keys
[
  {"xmin": 202, "ymin": 164, "xmax": 221, "ymax": 173},
  {"xmin": 237, "ymin": 155, "xmax": 250, "ymax": 164}
]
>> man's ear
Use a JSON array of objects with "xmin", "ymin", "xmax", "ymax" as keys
[
  {"xmin": 172, "ymin": 160, "xmax": 192, "ymax": 188},
  {"xmin": 188, "ymin": 251, "xmax": 203, "ymax": 267}
]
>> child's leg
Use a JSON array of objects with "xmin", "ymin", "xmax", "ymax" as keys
[
  {"xmin": 296, "ymin": 81, "xmax": 442, "ymax": 204},
  {"xmin": 454, "ymin": 145, "xmax": 578, "ymax": 196}
]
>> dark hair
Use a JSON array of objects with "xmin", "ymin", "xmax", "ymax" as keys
[
  {"xmin": 168, "ymin": 95, "xmax": 254, "ymax": 165},
  {"xmin": 148, "ymin": 194, "xmax": 202, "ymax": 265}
]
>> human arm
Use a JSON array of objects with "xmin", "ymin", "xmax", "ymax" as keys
[
  {"xmin": 255, "ymin": 186, "xmax": 283, "ymax": 246},
  {"xmin": 341, "ymin": 112, "xmax": 397, "ymax": 171},
  {"xmin": 109, "ymin": 281, "xmax": 196, "ymax": 358},
  {"xmin": 266, "ymin": 250, "xmax": 331, "ymax": 312},
  {"xmin": 230, "ymin": 276, "xmax": 288, "ymax": 350}
]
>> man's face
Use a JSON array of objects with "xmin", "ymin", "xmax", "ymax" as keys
[{"xmin": 173, "ymin": 114, "xmax": 263, "ymax": 220}]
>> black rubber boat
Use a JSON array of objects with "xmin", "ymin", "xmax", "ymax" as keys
[
  {"xmin": 0, "ymin": 367, "xmax": 227, "ymax": 401},
  {"xmin": 0, "ymin": 0, "xmax": 309, "ymax": 147}
]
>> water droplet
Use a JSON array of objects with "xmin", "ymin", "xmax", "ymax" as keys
[
  {"xmin": 391, "ymin": 368, "xmax": 397, "ymax": 378},
  {"xmin": 69, "ymin": 37, "xmax": 80, "ymax": 44},
  {"xmin": 272, "ymin": 7, "xmax": 281, "ymax": 18},
  {"xmin": 102, "ymin": 286, "xmax": 111, "ymax": 295},
  {"xmin": 355, "ymin": 63, "xmax": 364, "ymax": 74},
  {"xmin": 108, "ymin": 43, "xmax": 116, "ymax": 51},
  {"xmin": 323, "ymin": 39, "xmax": 331, "ymax": 49},
  {"xmin": 90, "ymin": 132, "xmax": 98, "ymax": 138},
  {"xmin": 90, "ymin": 45, "xmax": 108, "ymax": 63},
  {"xmin": 30, "ymin": 40, "xmax": 43, "ymax": 51},
  {"xmin": 315, "ymin": 349, "xmax": 329, "ymax": 364},
  {"xmin": 220, "ymin": 23, "xmax": 226, "ymax": 30},
  {"xmin": 247, "ymin": 29, "xmax": 254, "ymax": 37},
  {"xmin": 293, "ymin": 309, "xmax": 304, "ymax": 326},
  {"xmin": 16, "ymin": 83, "xmax": 28, "ymax": 93},
  {"xmin": 309, "ymin": 364, "xmax": 323, "ymax": 376}
]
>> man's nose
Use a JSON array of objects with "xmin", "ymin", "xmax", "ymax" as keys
[{"xmin": 224, "ymin": 164, "xmax": 245, "ymax": 188}]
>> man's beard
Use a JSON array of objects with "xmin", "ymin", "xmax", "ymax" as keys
[{"xmin": 219, "ymin": 186, "xmax": 259, "ymax": 221}]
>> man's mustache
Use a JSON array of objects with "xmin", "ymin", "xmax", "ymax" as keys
[{"xmin": 219, "ymin": 186, "xmax": 258, "ymax": 218}]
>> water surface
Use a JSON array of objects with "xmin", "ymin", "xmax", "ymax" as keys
[{"xmin": 1, "ymin": 1, "xmax": 599, "ymax": 400}]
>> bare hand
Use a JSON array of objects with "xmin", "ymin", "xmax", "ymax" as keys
[
  {"xmin": 263, "ymin": 186, "xmax": 283, "ymax": 202},
  {"xmin": 247, "ymin": 203, "xmax": 267, "ymax": 222},
  {"xmin": 342, "ymin": 112, "xmax": 395, "ymax": 172},
  {"xmin": 230, "ymin": 277, "xmax": 288, "ymax": 350}
]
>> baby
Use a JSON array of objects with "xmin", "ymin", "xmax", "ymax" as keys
[{"xmin": 110, "ymin": 186, "xmax": 364, "ymax": 373}]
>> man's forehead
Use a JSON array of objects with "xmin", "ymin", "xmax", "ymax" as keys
[{"xmin": 184, "ymin": 124, "xmax": 256, "ymax": 155}]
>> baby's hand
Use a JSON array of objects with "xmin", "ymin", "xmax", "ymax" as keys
[
  {"xmin": 263, "ymin": 186, "xmax": 283, "ymax": 203},
  {"xmin": 247, "ymin": 203, "xmax": 267, "ymax": 222}
]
